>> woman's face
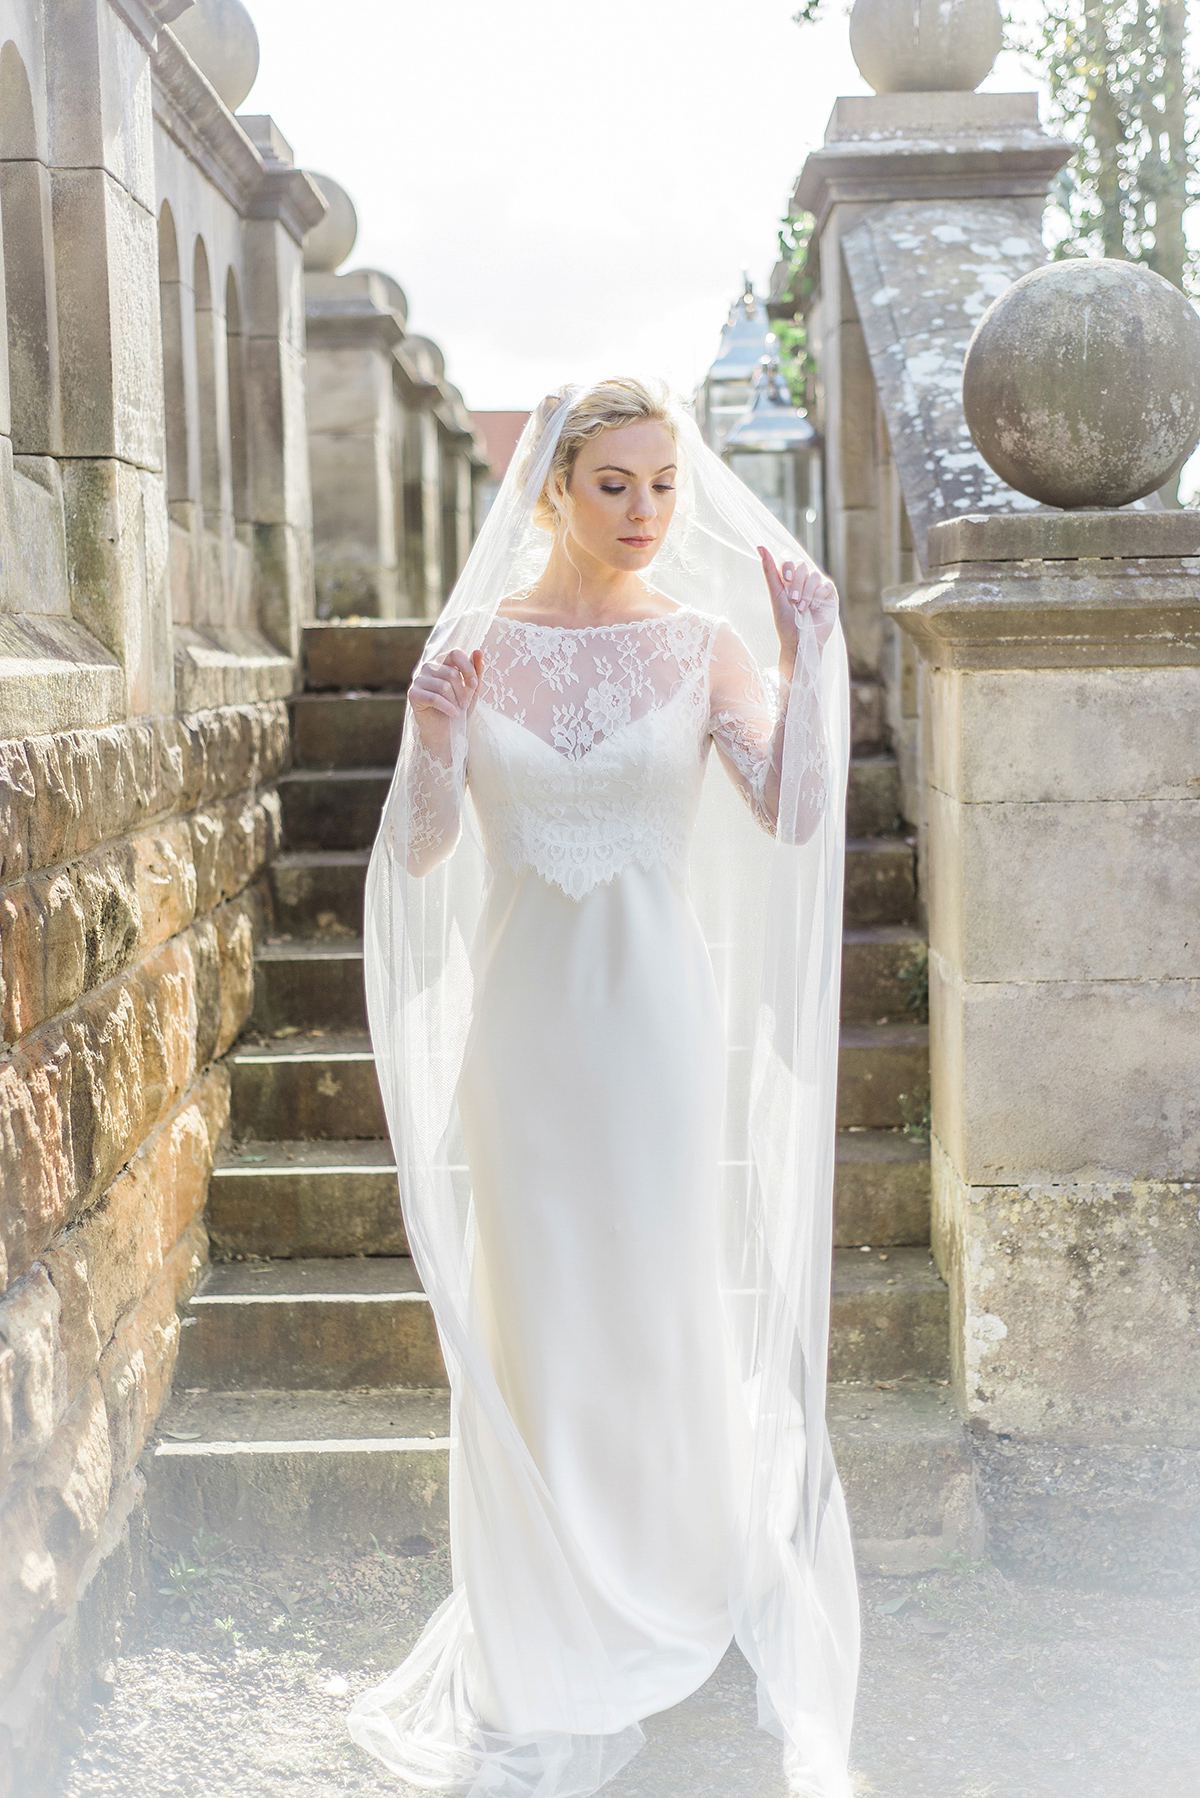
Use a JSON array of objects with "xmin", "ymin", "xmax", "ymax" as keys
[{"xmin": 562, "ymin": 421, "xmax": 678, "ymax": 572}]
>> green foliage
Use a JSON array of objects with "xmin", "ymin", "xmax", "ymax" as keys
[
  {"xmin": 791, "ymin": 0, "xmax": 827, "ymax": 21},
  {"xmin": 771, "ymin": 209, "xmax": 818, "ymax": 407},
  {"xmin": 899, "ymin": 1089, "xmax": 932, "ymax": 1145},
  {"xmin": 1009, "ymin": 0, "xmax": 1195, "ymax": 293},
  {"xmin": 898, "ymin": 949, "xmax": 930, "ymax": 1023},
  {"xmin": 157, "ymin": 1528, "xmax": 231, "ymax": 1614}
]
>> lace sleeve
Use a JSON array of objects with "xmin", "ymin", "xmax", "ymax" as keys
[
  {"xmin": 708, "ymin": 621, "xmax": 828, "ymax": 845},
  {"xmin": 402, "ymin": 722, "xmax": 467, "ymax": 876}
]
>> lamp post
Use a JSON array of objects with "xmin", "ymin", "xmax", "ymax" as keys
[{"xmin": 722, "ymin": 344, "xmax": 824, "ymax": 566}]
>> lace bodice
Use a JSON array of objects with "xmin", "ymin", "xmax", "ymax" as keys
[{"xmin": 403, "ymin": 607, "xmax": 826, "ymax": 898}]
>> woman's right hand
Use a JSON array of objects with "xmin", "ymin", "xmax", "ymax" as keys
[{"xmin": 407, "ymin": 649, "xmax": 483, "ymax": 748}]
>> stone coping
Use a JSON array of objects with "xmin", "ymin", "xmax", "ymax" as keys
[
  {"xmin": 885, "ymin": 563, "xmax": 1200, "ymax": 668},
  {"xmin": 927, "ymin": 509, "xmax": 1200, "ymax": 566},
  {"xmin": 824, "ymin": 91, "xmax": 1044, "ymax": 144},
  {"xmin": 794, "ymin": 93, "xmax": 1069, "ymax": 222},
  {"xmin": 151, "ymin": 36, "xmax": 325, "ymax": 241},
  {"xmin": 0, "ymin": 616, "xmax": 125, "ymax": 740},
  {"xmin": 174, "ymin": 626, "xmax": 297, "ymax": 712}
]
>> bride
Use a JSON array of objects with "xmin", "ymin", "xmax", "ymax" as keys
[{"xmin": 353, "ymin": 379, "xmax": 859, "ymax": 1797}]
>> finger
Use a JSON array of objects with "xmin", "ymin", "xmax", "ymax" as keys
[
  {"xmin": 757, "ymin": 545, "xmax": 784, "ymax": 595},
  {"xmin": 413, "ymin": 674, "xmax": 465, "ymax": 710},
  {"xmin": 410, "ymin": 689, "xmax": 459, "ymax": 719},
  {"xmin": 443, "ymin": 649, "xmax": 478, "ymax": 687}
]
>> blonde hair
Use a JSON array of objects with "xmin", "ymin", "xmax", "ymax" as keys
[{"xmin": 524, "ymin": 378, "xmax": 676, "ymax": 535}]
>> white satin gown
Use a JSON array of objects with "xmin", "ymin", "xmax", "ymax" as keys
[{"xmin": 451, "ymin": 608, "xmax": 791, "ymax": 1732}]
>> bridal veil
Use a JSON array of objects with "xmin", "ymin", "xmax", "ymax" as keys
[{"xmin": 352, "ymin": 388, "xmax": 858, "ymax": 1796}]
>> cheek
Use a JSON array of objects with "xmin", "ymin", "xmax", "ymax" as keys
[{"xmin": 575, "ymin": 491, "xmax": 618, "ymax": 536}]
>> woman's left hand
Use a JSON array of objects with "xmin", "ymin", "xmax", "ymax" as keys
[{"xmin": 757, "ymin": 546, "xmax": 839, "ymax": 675}]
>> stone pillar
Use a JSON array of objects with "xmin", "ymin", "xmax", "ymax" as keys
[
  {"xmin": 886, "ymin": 259, "xmax": 1200, "ymax": 1575},
  {"xmin": 794, "ymin": 0, "xmax": 1068, "ymax": 700},
  {"xmin": 397, "ymin": 336, "xmax": 445, "ymax": 618},
  {"xmin": 236, "ymin": 115, "xmax": 324, "ymax": 658},
  {"xmin": 43, "ymin": 0, "xmax": 175, "ymax": 719},
  {"xmin": 303, "ymin": 176, "xmax": 407, "ymax": 619}
]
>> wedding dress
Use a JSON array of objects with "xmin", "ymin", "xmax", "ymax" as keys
[{"xmin": 353, "ymin": 399, "xmax": 858, "ymax": 1797}]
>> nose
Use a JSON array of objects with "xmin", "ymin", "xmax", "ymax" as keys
[{"xmin": 628, "ymin": 485, "xmax": 655, "ymax": 522}]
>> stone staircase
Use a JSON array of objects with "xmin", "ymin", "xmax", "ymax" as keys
[{"xmin": 147, "ymin": 625, "xmax": 972, "ymax": 1576}]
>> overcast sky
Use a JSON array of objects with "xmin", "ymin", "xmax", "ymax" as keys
[{"xmin": 241, "ymin": 0, "xmax": 1041, "ymax": 411}]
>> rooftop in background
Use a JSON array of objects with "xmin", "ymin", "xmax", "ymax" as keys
[{"xmin": 470, "ymin": 412, "xmax": 532, "ymax": 483}]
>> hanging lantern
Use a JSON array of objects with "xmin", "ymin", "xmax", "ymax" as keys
[{"xmin": 722, "ymin": 341, "xmax": 824, "ymax": 567}]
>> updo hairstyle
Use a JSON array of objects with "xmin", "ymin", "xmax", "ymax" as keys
[{"xmin": 524, "ymin": 377, "xmax": 676, "ymax": 537}]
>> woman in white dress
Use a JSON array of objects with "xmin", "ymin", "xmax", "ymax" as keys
[{"xmin": 354, "ymin": 381, "xmax": 859, "ymax": 1797}]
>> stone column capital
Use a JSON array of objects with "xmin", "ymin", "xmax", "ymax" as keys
[
  {"xmin": 794, "ymin": 92, "xmax": 1069, "ymax": 229},
  {"xmin": 886, "ymin": 511, "xmax": 1200, "ymax": 668}
]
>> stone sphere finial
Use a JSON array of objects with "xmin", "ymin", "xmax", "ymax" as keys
[
  {"xmin": 850, "ymin": 0, "xmax": 1002, "ymax": 94},
  {"xmin": 172, "ymin": 0, "xmax": 260, "ymax": 111},
  {"xmin": 302, "ymin": 175, "xmax": 358, "ymax": 273},
  {"xmin": 963, "ymin": 259, "xmax": 1200, "ymax": 510}
]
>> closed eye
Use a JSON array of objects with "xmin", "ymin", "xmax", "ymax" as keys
[{"xmin": 599, "ymin": 483, "xmax": 675, "ymax": 494}]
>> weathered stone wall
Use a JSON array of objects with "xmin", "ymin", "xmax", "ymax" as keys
[
  {"xmin": 0, "ymin": 698, "xmax": 287, "ymax": 1784},
  {"xmin": 0, "ymin": 3, "xmax": 329, "ymax": 1782}
]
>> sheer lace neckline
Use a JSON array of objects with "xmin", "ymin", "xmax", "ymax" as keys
[{"xmin": 493, "ymin": 606, "xmax": 697, "ymax": 638}]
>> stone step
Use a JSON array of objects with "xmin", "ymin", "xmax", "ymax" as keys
[
  {"xmin": 229, "ymin": 1029, "xmax": 924, "ymax": 1143},
  {"xmin": 303, "ymin": 620, "xmax": 431, "ymax": 692},
  {"xmin": 174, "ymin": 1257, "xmax": 444, "ymax": 1391},
  {"xmin": 211, "ymin": 1132, "xmax": 927, "ymax": 1261},
  {"xmin": 227, "ymin": 1027, "xmax": 930, "ymax": 1142},
  {"xmin": 829, "ymin": 1246, "xmax": 948, "ymax": 1382},
  {"xmin": 837, "ymin": 1022, "xmax": 929, "ymax": 1130},
  {"xmin": 208, "ymin": 1140, "xmax": 406, "ymax": 1259},
  {"xmin": 834, "ymin": 1131, "xmax": 930, "ymax": 1247},
  {"xmin": 268, "ymin": 850, "xmax": 369, "ymax": 937},
  {"xmin": 145, "ymin": 1388, "xmax": 452, "ymax": 1554},
  {"xmin": 228, "ymin": 1033, "xmax": 385, "ymax": 1141},
  {"xmin": 269, "ymin": 843, "xmax": 916, "ymax": 941},
  {"xmin": 840, "ymin": 925, "xmax": 926, "ymax": 1022},
  {"xmin": 279, "ymin": 768, "xmax": 903, "ymax": 857},
  {"xmin": 847, "ymin": 756, "xmax": 903, "ymax": 838},
  {"xmin": 253, "ymin": 939, "xmax": 367, "ymax": 1033},
  {"xmin": 278, "ymin": 768, "xmax": 392, "ymax": 852},
  {"xmin": 175, "ymin": 1247, "xmax": 941, "ymax": 1397},
  {"xmin": 826, "ymin": 1380, "xmax": 977, "ymax": 1575},
  {"xmin": 843, "ymin": 835, "xmax": 917, "ymax": 929},
  {"xmin": 291, "ymin": 692, "xmax": 406, "ymax": 770},
  {"xmin": 147, "ymin": 1379, "xmax": 969, "ymax": 1573}
]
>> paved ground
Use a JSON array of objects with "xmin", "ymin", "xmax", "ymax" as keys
[{"xmin": 53, "ymin": 1530, "xmax": 1200, "ymax": 1798}]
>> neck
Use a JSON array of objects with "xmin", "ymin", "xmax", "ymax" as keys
[{"xmin": 525, "ymin": 539, "xmax": 650, "ymax": 623}]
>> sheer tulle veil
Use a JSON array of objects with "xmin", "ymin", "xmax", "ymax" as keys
[{"xmin": 352, "ymin": 386, "xmax": 859, "ymax": 1796}]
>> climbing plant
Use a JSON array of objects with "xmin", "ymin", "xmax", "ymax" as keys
[
  {"xmin": 1013, "ymin": 0, "xmax": 1196, "ymax": 294},
  {"xmin": 769, "ymin": 208, "xmax": 818, "ymax": 409}
]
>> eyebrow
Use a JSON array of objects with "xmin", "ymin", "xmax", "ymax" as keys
[{"xmin": 594, "ymin": 463, "xmax": 677, "ymax": 476}]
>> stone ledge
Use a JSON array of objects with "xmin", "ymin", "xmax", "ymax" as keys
[
  {"xmin": 0, "ymin": 617, "xmax": 125, "ymax": 741},
  {"xmin": 885, "ymin": 564, "xmax": 1200, "ymax": 668},
  {"xmin": 173, "ymin": 626, "xmax": 297, "ymax": 712},
  {"xmin": 927, "ymin": 509, "xmax": 1200, "ymax": 566}
]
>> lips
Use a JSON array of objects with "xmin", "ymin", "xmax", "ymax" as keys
[{"xmin": 619, "ymin": 537, "xmax": 654, "ymax": 547}]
